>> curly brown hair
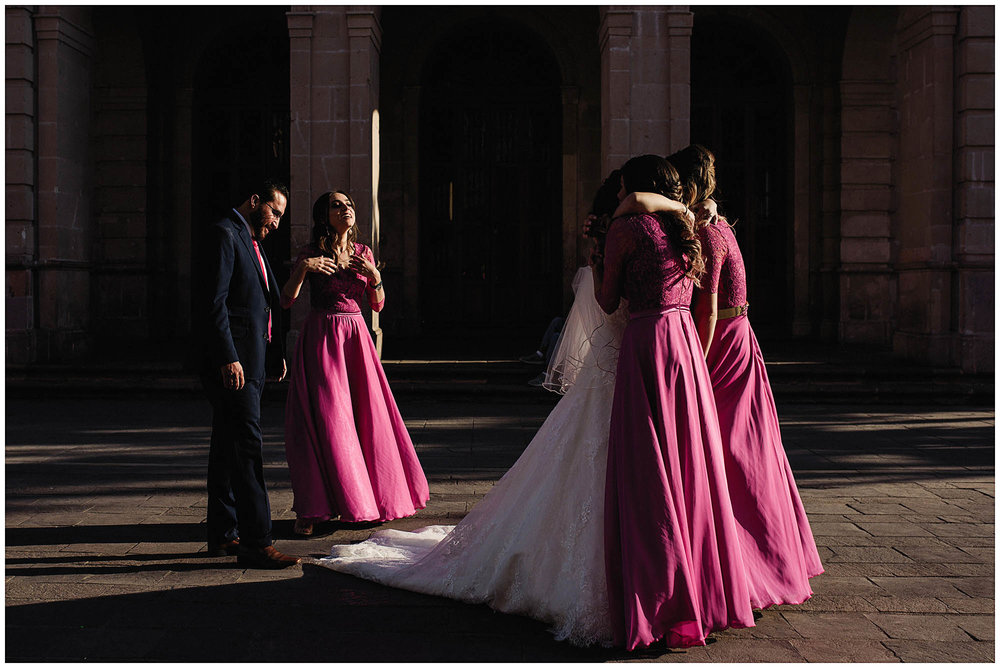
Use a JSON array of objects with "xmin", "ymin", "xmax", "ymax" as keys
[
  {"xmin": 620, "ymin": 154, "xmax": 704, "ymax": 283},
  {"xmin": 666, "ymin": 144, "xmax": 716, "ymax": 208}
]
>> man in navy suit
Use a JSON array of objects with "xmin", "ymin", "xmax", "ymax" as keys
[{"xmin": 199, "ymin": 178, "xmax": 299, "ymax": 569}]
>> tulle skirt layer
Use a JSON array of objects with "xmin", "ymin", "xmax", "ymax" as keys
[
  {"xmin": 544, "ymin": 267, "xmax": 621, "ymax": 393},
  {"xmin": 707, "ymin": 315, "xmax": 824, "ymax": 607},
  {"xmin": 605, "ymin": 308, "xmax": 754, "ymax": 651},
  {"xmin": 284, "ymin": 310, "xmax": 428, "ymax": 523}
]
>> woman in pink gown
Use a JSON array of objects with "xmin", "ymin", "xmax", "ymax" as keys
[
  {"xmin": 281, "ymin": 191, "xmax": 428, "ymax": 535},
  {"xmin": 668, "ymin": 144, "xmax": 824, "ymax": 608},
  {"xmin": 592, "ymin": 155, "xmax": 754, "ymax": 650}
]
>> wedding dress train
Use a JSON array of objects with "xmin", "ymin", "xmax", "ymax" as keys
[{"xmin": 317, "ymin": 267, "xmax": 625, "ymax": 646}]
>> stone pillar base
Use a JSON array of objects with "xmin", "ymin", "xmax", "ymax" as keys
[
  {"xmin": 958, "ymin": 334, "xmax": 994, "ymax": 374},
  {"xmin": 5, "ymin": 331, "xmax": 37, "ymax": 367},
  {"xmin": 36, "ymin": 329, "xmax": 90, "ymax": 363},
  {"xmin": 838, "ymin": 269, "xmax": 895, "ymax": 346},
  {"xmin": 893, "ymin": 330, "xmax": 956, "ymax": 369},
  {"xmin": 840, "ymin": 321, "xmax": 893, "ymax": 346}
]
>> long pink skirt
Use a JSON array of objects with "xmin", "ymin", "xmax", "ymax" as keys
[
  {"xmin": 605, "ymin": 308, "xmax": 754, "ymax": 651},
  {"xmin": 284, "ymin": 310, "xmax": 429, "ymax": 523},
  {"xmin": 707, "ymin": 315, "xmax": 824, "ymax": 608}
]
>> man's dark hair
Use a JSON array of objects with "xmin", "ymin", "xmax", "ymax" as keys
[
  {"xmin": 252, "ymin": 178, "xmax": 289, "ymax": 204},
  {"xmin": 590, "ymin": 169, "xmax": 622, "ymax": 218}
]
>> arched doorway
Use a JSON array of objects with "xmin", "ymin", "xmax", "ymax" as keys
[
  {"xmin": 190, "ymin": 8, "xmax": 291, "ymax": 333},
  {"xmin": 690, "ymin": 16, "xmax": 793, "ymax": 335},
  {"xmin": 418, "ymin": 19, "xmax": 563, "ymax": 353}
]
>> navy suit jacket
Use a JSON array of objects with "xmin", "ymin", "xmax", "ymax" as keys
[{"xmin": 199, "ymin": 211, "xmax": 283, "ymax": 381}]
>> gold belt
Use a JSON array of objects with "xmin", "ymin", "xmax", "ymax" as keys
[{"xmin": 718, "ymin": 303, "xmax": 749, "ymax": 320}]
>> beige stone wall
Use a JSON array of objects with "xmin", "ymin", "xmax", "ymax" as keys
[
  {"xmin": 893, "ymin": 8, "xmax": 960, "ymax": 367},
  {"xmin": 599, "ymin": 6, "xmax": 693, "ymax": 173},
  {"xmin": 833, "ymin": 5, "xmax": 994, "ymax": 372}
]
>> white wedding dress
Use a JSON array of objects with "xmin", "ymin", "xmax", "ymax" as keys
[{"xmin": 317, "ymin": 267, "xmax": 626, "ymax": 647}]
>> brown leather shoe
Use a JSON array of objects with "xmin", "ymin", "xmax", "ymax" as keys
[
  {"xmin": 207, "ymin": 538, "xmax": 240, "ymax": 557},
  {"xmin": 237, "ymin": 545, "xmax": 301, "ymax": 569}
]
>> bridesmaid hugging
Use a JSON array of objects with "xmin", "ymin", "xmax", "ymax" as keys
[
  {"xmin": 617, "ymin": 144, "xmax": 824, "ymax": 613},
  {"xmin": 593, "ymin": 154, "xmax": 755, "ymax": 650}
]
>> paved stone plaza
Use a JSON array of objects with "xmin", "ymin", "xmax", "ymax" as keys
[{"xmin": 5, "ymin": 394, "xmax": 994, "ymax": 662}]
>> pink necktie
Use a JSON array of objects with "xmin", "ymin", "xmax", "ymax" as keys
[{"xmin": 252, "ymin": 239, "xmax": 271, "ymax": 341}]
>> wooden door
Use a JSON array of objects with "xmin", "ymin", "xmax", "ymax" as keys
[
  {"xmin": 691, "ymin": 17, "xmax": 793, "ymax": 333},
  {"xmin": 419, "ymin": 21, "xmax": 562, "ymax": 342}
]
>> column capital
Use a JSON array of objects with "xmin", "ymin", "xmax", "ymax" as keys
[
  {"xmin": 599, "ymin": 7, "xmax": 634, "ymax": 52},
  {"xmin": 286, "ymin": 10, "xmax": 315, "ymax": 39},
  {"xmin": 897, "ymin": 6, "xmax": 959, "ymax": 52},
  {"xmin": 346, "ymin": 6, "xmax": 383, "ymax": 52},
  {"xmin": 34, "ymin": 8, "xmax": 94, "ymax": 58},
  {"xmin": 665, "ymin": 6, "xmax": 694, "ymax": 36}
]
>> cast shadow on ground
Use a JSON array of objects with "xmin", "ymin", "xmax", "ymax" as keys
[
  {"xmin": 5, "ymin": 518, "xmax": 371, "ymax": 550},
  {"xmin": 5, "ymin": 563, "xmax": 691, "ymax": 662}
]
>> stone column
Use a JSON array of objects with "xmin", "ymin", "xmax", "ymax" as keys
[
  {"xmin": 893, "ymin": 7, "xmax": 959, "ymax": 366},
  {"xmin": 817, "ymin": 80, "xmax": 842, "ymax": 341},
  {"xmin": 287, "ymin": 8, "xmax": 315, "ymax": 256},
  {"xmin": 599, "ymin": 6, "xmax": 692, "ymax": 175},
  {"xmin": 953, "ymin": 6, "xmax": 994, "ymax": 373},
  {"xmin": 286, "ymin": 6, "xmax": 383, "ymax": 353},
  {"xmin": 347, "ymin": 8, "xmax": 383, "ymax": 354},
  {"xmin": 91, "ymin": 16, "xmax": 149, "ymax": 343},
  {"xmin": 34, "ymin": 7, "xmax": 95, "ymax": 361},
  {"xmin": 838, "ymin": 77, "xmax": 895, "ymax": 345},
  {"xmin": 837, "ymin": 8, "xmax": 899, "ymax": 346},
  {"xmin": 6, "ymin": 6, "xmax": 37, "ymax": 364}
]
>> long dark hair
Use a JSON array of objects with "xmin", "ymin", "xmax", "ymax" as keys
[
  {"xmin": 311, "ymin": 190, "xmax": 356, "ymax": 257},
  {"xmin": 620, "ymin": 154, "xmax": 704, "ymax": 282},
  {"xmin": 584, "ymin": 169, "xmax": 623, "ymax": 240}
]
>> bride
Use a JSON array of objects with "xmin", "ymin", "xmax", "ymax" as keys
[{"xmin": 316, "ymin": 174, "xmax": 691, "ymax": 647}]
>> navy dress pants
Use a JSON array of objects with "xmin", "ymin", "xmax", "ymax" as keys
[{"xmin": 202, "ymin": 373, "xmax": 273, "ymax": 548}]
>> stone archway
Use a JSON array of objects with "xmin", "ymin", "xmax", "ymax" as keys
[
  {"xmin": 374, "ymin": 7, "xmax": 601, "ymax": 356},
  {"xmin": 189, "ymin": 8, "xmax": 291, "ymax": 335}
]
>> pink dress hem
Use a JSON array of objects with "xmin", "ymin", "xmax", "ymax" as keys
[{"xmin": 284, "ymin": 309, "xmax": 429, "ymax": 525}]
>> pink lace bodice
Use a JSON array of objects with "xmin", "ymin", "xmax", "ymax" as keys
[
  {"xmin": 295, "ymin": 242, "xmax": 382, "ymax": 313},
  {"xmin": 697, "ymin": 218, "xmax": 747, "ymax": 309},
  {"xmin": 601, "ymin": 213, "xmax": 694, "ymax": 313}
]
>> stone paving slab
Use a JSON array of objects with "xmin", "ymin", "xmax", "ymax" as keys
[
  {"xmin": 5, "ymin": 398, "xmax": 994, "ymax": 662},
  {"xmin": 787, "ymin": 638, "xmax": 902, "ymax": 663},
  {"xmin": 883, "ymin": 640, "xmax": 996, "ymax": 663}
]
